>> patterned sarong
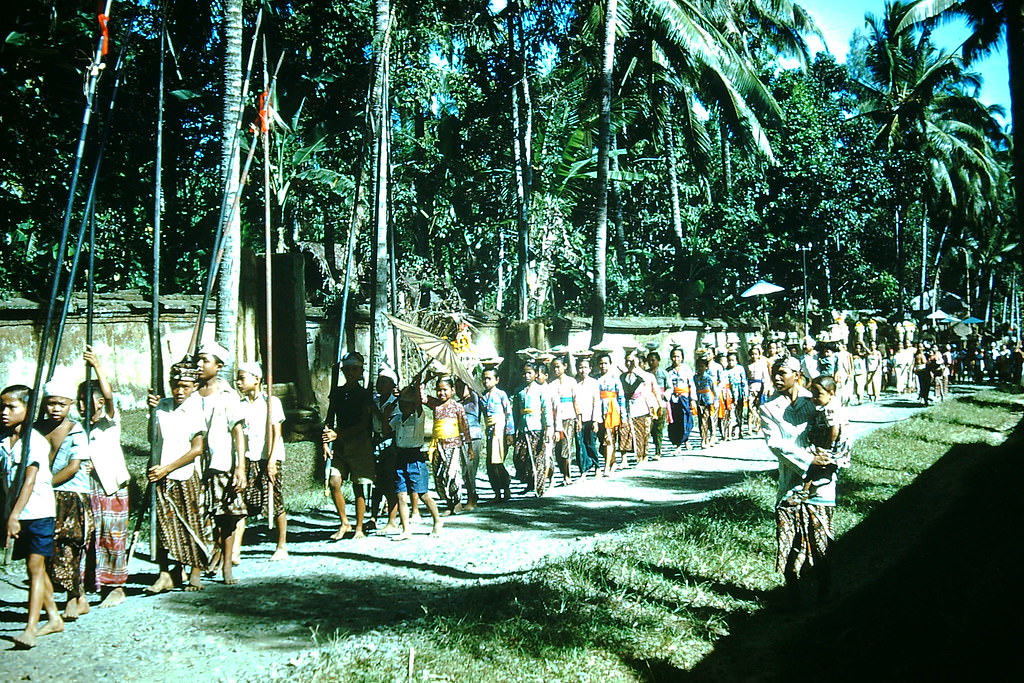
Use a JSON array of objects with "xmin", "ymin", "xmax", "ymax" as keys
[
  {"xmin": 206, "ymin": 470, "xmax": 248, "ymax": 518},
  {"xmin": 90, "ymin": 484, "xmax": 129, "ymax": 589},
  {"xmin": 775, "ymin": 502, "xmax": 835, "ymax": 575},
  {"xmin": 48, "ymin": 491, "xmax": 92, "ymax": 595},
  {"xmin": 554, "ymin": 419, "xmax": 577, "ymax": 461},
  {"xmin": 514, "ymin": 431, "xmax": 546, "ymax": 495},
  {"xmin": 630, "ymin": 415, "xmax": 652, "ymax": 461},
  {"xmin": 156, "ymin": 470, "xmax": 212, "ymax": 569},
  {"xmin": 243, "ymin": 460, "xmax": 285, "ymax": 518},
  {"xmin": 433, "ymin": 441, "xmax": 464, "ymax": 508}
]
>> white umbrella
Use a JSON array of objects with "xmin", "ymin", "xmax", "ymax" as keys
[
  {"xmin": 741, "ymin": 280, "xmax": 785, "ymax": 297},
  {"xmin": 925, "ymin": 309, "xmax": 950, "ymax": 320}
]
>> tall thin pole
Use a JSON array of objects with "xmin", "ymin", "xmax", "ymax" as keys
[
  {"xmin": 796, "ymin": 243, "xmax": 811, "ymax": 337},
  {"xmin": 261, "ymin": 41, "xmax": 276, "ymax": 529},
  {"xmin": 148, "ymin": 17, "xmax": 168, "ymax": 561}
]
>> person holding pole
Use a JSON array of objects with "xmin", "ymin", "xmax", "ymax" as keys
[
  {"xmin": 80, "ymin": 347, "xmax": 131, "ymax": 607},
  {"xmin": 322, "ymin": 352, "xmax": 375, "ymax": 539},
  {"xmin": 235, "ymin": 361, "xmax": 288, "ymax": 561}
]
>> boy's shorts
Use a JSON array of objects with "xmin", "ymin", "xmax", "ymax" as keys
[
  {"xmin": 395, "ymin": 447, "xmax": 429, "ymax": 494},
  {"xmin": 330, "ymin": 429, "xmax": 375, "ymax": 485},
  {"xmin": 12, "ymin": 517, "xmax": 55, "ymax": 560}
]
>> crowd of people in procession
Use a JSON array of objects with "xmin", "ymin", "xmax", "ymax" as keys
[{"xmin": 2, "ymin": 323, "xmax": 1022, "ymax": 648}]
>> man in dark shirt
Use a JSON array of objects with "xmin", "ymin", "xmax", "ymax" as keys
[{"xmin": 322, "ymin": 352, "xmax": 375, "ymax": 539}]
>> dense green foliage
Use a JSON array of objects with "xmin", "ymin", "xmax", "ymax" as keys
[{"xmin": 1, "ymin": 0, "xmax": 1017, "ymax": 330}]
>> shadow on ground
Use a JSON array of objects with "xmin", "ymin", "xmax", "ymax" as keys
[{"xmin": 633, "ymin": 415, "xmax": 1024, "ymax": 681}]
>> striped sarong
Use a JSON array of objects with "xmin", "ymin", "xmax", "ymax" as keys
[{"xmin": 90, "ymin": 484, "xmax": 129, "ymax": 589}]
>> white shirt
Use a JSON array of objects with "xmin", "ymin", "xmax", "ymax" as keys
[
  {"xmin": 1, "ymin": 430, "xmax": 56, "ymax": 520},
  {"xmin": 392, "ymin": 409, "xmax": 426, "ymax": 450},
  {"xmin": 574, "ymin": 376, "xmax": 600, "ymax": 423},
  {"xmin": 198, "ymin": 380, "xmax": 242, "ymax": 472},
  {"xmin": 551, "ymin": 375, "xmax": 579, "ymax": 422},
  {"xmin": 239, "ymin": 393, "xmax": 286, "ymax": 462},
  {"xmin": 51, "ymin": 422, "xmax": 92, "ymax": 494},
  {"xmin": 760, "ymin": 388, "xmax": 821, "ymax": 504},
  {"xmin": 155, "ymin": 397, "xmax": 206, "ymax": 481},
  {"xmin": 89, "ymin": 410, "xmax": 130, "ymax": 495}
]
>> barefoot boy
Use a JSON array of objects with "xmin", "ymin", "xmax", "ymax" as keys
[
  {"xmin": 391, "ymin": 385, "xmax": 443, "ymax": 539},
  {"xmin": 81, "ymin": 347, "xmax": 131, "ymax": 608},
  {"xmin": 194, "ymin": 343, "xmax": 247, "ymax": 584},
  {"xmin": 147, "ymin": 361, "xmax": 211, "ymax": 592},
  {"xmin": 38, "ymin": 378, "xmax": 93, "ymax": 621},
  {"xmin": 323, "ymin": 352, "xmax": 375, "ymax": 539},
  {"xmin": 235, "ymin": 361, "xmax": 288, "ymax": 561},
  {"xmin": 2, "ymin": 385, "xmax": 63, "ymax": 648}
]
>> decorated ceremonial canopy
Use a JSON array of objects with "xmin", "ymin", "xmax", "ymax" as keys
[{"xmin": 385, "ymin": 313, "xmax": 484, "ymax": 395}]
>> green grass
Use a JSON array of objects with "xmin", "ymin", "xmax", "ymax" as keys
[{"xmin": 279, "ymin": 387, "xmax": 1024, "ymax": 682}]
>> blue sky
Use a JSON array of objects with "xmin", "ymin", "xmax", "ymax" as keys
[{"xmin": 798, "ymin": 0, "xmax": 1011, "ymax": 121}]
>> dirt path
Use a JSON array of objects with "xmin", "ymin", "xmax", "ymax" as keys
[{"xmin": 0, "ymin": 389, "xmax": 951, "ymax": 681}]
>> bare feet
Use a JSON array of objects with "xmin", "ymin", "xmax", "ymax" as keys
[
  {"xmin": 36, "ymin": 617, "xmax": 65, "ymax": 637},
  {"xmin": 381, "ymin": 523, "xmax": 400, "ymax": 535},
  {"xmin": 329, "ymin": 525, "xmax": 352, "ymax": 541},
  {"xmin": 392, "ymin": 531, "xmax": 412, "ymax": 541},
  {"xmin": 224, "ymin": 578, "xmax": 239, "ymax": 585},
  {"xmin": 98, "ymin": 587, "xmax": 126, "ymax": 608},
  {"xmin": 147, "ymin": 572, "xmax": 175, "ymax": 594},
  {"xmin": 12, "ymin": 630, "xmax": 37, "ymax": 649},
  {"xmin": 269, "ymin": 548, "xmax": 289, "ymax": 561},
  {"xmin": 63, "ymin": 599, "xmax": 80, "ymax": 622},
  {"xmin": 185, "ymin": 568, "xmax": 204, "ymax": 592},
  {"xmin": 352, "ymin": 528, "xmax": 366, "ymax": 539},
  {"xmin": 463, "ymin": 502, "xmax": 476, "ymax": 512},
  {"xmin": 410, "ymin": 513, "xmax": 422, "ymax": 524},
  {"xmin": 430, "ymin": 519, "xmax": 444, "ymax": 537}
]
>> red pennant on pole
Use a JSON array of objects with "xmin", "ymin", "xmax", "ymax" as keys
[
  {"xmin": 97, "ymin": 13, "xmax": 110, "ymax": 56},
  {"xmin": 256, "ymin": 89, "xmax": 270, "ymax": 133}
]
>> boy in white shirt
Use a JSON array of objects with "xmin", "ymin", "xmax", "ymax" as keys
[
  {"xmin": 81, "ymin": 347, "xmax": 131, "ymax": 608},
  {"xmin": 2, "ymin": 384, "xmax": 62, "ymax": 648},
  {"xmin": 235, "ymin": 361, "xmax": 288, "ymax": 561},
  {"xmin": 146, "ymin": 362, "xmax": 210, "ymax": 593}
]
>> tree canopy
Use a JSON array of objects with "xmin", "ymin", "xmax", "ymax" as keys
[{"xmin": 1, "ymin": 0, "xmax": 1018, "ymax": 335}]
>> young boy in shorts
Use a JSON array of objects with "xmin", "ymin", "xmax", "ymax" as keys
[
  {"xmin": 2, "ymin": 385, "xmax": 63, "ymax": 648},
  {"xmin": 391, "ymin": 385, "xmax": 442, "ymax": 539},
  {"xmin": 322, "ymin": 352, "xmax": 376, "ymax": 539}
]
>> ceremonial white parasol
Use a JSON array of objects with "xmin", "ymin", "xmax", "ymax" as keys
[{"xmin": 740, "ymin": 280, "xmax": 785, "ymax": 297}]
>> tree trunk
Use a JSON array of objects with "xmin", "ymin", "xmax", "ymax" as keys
[
  {"xmin": 369, "ymin": 0, "xmax": 392, "ymax": 375},
  {"xmin": 920, "ymin": 204, "xmax": 928, "ymax": 312},
  {"xmin": 720, "ymin": 118, "xmax": 732, "ymax": 197},
  {"xmin": 895, "ymin": 205, "xmax": 905, "ymax": 318},
  {"xmin": 1007, "ymin": 2, "xmax": 1024, "ymax": 238},
  {"xmin": 590, "ymin": 0, "xmax": 617, "ymax": 347},
  {"xmin": 610, "ymin": 132, "xmax": 625, "ymax": 268},
  {"xmin": 664, "ymin": 124, "xmax": 685, "ymax": 255},
  {"xmin": 216, "ymin": 0, "xmax": 244, "ymax": 361},
  {"xmin": 509, "ymin": 9, "xmax": 531, "ymax": 321}
]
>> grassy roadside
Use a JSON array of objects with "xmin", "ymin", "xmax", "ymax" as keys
[{"xmin": 278, "ymin": 386, "xmax": 1024, "ymax": 683}]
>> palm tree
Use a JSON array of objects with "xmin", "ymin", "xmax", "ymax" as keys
[
  {"xmin": 854, "ymin": 1, "xmax": 1006, "ymax": 315},
  {"xmin": 216, "ymin": 0, "xmax": 244, "ymax": 360},
  {"xmin": 583, "ymin": 0, "xmax": 785, "ymax": 344},
  {"xmin": 897, "ymin": 0, "xmax": 1023, "ymax": 241}
]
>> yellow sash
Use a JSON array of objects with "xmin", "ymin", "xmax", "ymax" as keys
[{"xmin": 600, "ymin": 390, "xmax": 621, "ymax": 430}]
